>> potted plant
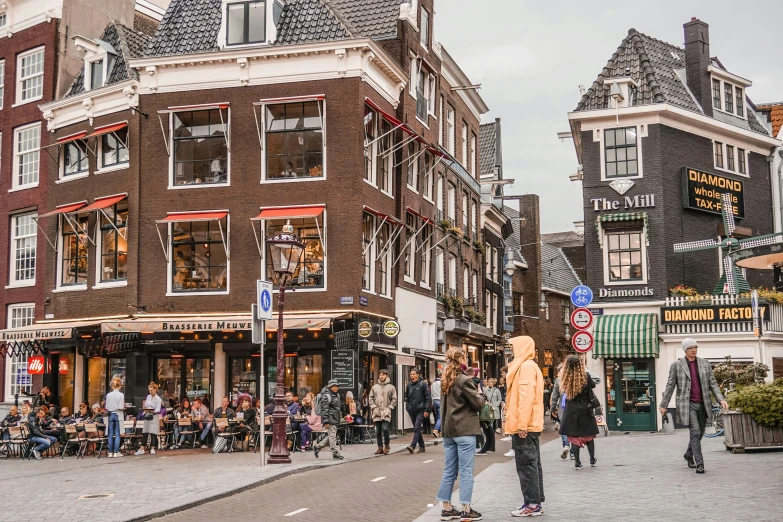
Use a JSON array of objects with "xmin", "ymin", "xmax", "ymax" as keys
[
  {"xmin": 670, "ymin": 284, "xmax": 698, "ymax": 298},
  {"xmin": 724, "ymin": 378, "xmax": 783, "ymax": 453},
  {"xmin": 472, "ymin": 240, "xmax": 485, "ymax": 255},
  {"xmin": 439, "ymin": 219, "xmax": 451, "ymax": 231}
]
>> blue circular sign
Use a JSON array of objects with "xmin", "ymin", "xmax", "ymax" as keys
[
  {"xmin": 260, "ymin": 289, "xmax": 272, "ymax": 313},
  {"xmin": 570, "ymin": 285, "xmax": 593, "ymax": 308}
]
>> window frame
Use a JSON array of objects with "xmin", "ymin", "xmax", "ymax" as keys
[
  {"xmin": 447, "ymin": 183, "xmax": 456, "ymax": 221},
  {"xmin": 735, "ymin": 87, "xmax": 744, "ymax": 117},
  {"xmin": 711, "ymin": 76, "xmax": 748, "ymax": 120},
  {"xmin": 461, "ymin": 121, "xmax": 468, "ymax": 167},
  {"xmin": 447, "ymin": 254, "xmax": 456, "ymax": 296},
  {"xmin": 726, "ymin": 145, "xmax": 735, "ymax": 172},
  {"xmin": 602, "ymin": 226, "xmax": 648, "ymax": 286},
  {"xmin": 602, "ymin": 126, "xmax": 640, "ymax": 179},
  {"xmin": 262, "ymin": 98, "xmax": 326, "ymax": 183},
  {"xmin": 12, "ymin": 121, "xmax": 41, "ymax": 191},
  {"xmin": 96, "ymin": 203, "xmax": 128, "ymax": 286},
  {"xmin": 0, "ymin": 59, "xmax": 5, "ymax": 110},
  {"xmin": 419, "ymin": 224, "xmax": 432, "ymax": 289},
  {"xmin": 169, "ymin": 106, "xmax": 231, "ymax": 189},
  {"xmin": 446, "ymin": 104, "xmax": 455, "ymax": 154},
  {"xmin": 5, "ymin": 303, "xmax": 36, "ymax": 399},
  {"xmin": 56, "ymin": 213, "xmax": 90, "ymax": 290},
  {"xmin": 60, "ymin": 139, "xmax": 89, "ymax": 180},
  {"xmin": 724, "ymin": 83, "xmax": 734, "ymax": 114},
  {"xmin": 261, "ymin": 212, "xmax": 326, "ymax": 293},
  {"xmin": 98, "ymin": 125, "xmax": 130, "ymax": 172},
  {"xmin": 403, "ymin": 214, "xmax": 417, "ymax": 283},
  {"xmin": 167, "ymin": 215, "xmax": 231, "ymax": 296},
  {"xmin": 226, "ymin": 0, "xmax": 267, "ymax": 47},
  {"xmin": 407, "ymin": 141, "xmax": 419, "ymax": 192},
  {"xmin": 16, "ymin": 46, "xmax": 45, "ymax": 106},
  {"xmin": 420, "ymin": 7, "xmax": 430, "ymax": 49},
  {"xmin": 364, "ymin": 105, "xmax": 378, "ymax": 187},
  {"xmin": 712, "ymin": 78, "xmax": 721, "ymax": 110},
  {"xmin": 377, "ymin": 119, "xmax": 394, "ymax": 197},
  {"xmin": 377, "ymin": 221, "xmax": 393, "ymax": 297},
  {"xmin": 470, "ymin": 132, "xmax": 477, "ymax": 175},
  {"xmin": 85, "ymin": 54, "xmax": 110, "ymax": 92},
  {"xmin": 422, "ymin": 150, "xmax": 434, "ymax": 202},
  {"xmin": 712, "ymin": 140, "xmax": 749, "ymax": 177},
  {"xmin": 362, "ymin": 212, "xmax": 375, "ymax": 292},
  {"xmin": 9, "ymin": 211, "xmax": 37, "ymax": 287},
  {"xmin": 738, "ymin": 148, "xmax": 747, "ymax": 175}
]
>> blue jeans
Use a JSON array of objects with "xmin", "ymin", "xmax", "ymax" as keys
[
  {"xmin": 196, "ymin": 421, "xmax": 211, "ymax": 441},
  {"xmin": 561, "ymin": 434, "xmax": 569, "ymax": 447},
  {"xmin": 30, "ymin": 435, "xmax": 56, "ymax": 453},
  {"xmin": 436, "ymin": 436, "xmax": 477, "ymax": 505},
  {"xmin": 409, "ymin": 410, "xmax": 425, "ymax": 449},
  {"xmin": 433, "ymin": 400, "xmax": 441, "ymax": 432},
  {"xmin": 107, "ymin": 412, "xmax": 121, "ymax": 454}
]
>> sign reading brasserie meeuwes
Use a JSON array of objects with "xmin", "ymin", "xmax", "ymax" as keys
[
  {"xmin": 661, "ymin": 304, "xmax": 768, "ymax": 324},
  {"xmin": 102, "ymin": 319, "xmax": 252, "ymax": 333},
  {"xmin": 681, "ymin": 167, "xmax": 745, "ymax": 218},
  {"xmin": 0, "ymin": 328, "xmax": 72, "ymax": 342}
]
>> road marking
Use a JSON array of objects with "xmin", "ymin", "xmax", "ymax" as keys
[
  {"xmin": 284, "ymin": 508, "xmax": 309, "ymax": 517},
  {"xmin": 371, "ymin": 476, "xmax": 386, "ymax": 482},
  {"xmin": 422, "ymin": 459, "xmax": 434, "ymax": 463}
]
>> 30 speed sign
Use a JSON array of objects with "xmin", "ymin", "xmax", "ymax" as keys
[
  {"xmin": 570, "ymin": 308, "xmax": 593, "ymax": 330},
  {"xmin": 571, "ymin": 330, "xmax": 594, "ymax": 353}
]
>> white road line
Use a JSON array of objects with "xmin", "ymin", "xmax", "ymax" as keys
[
  {"xmin": 422, "ymin": 459, "xmax": 434, "ymax": 463},
  {"xmin": 284, "ymin": 508, "xmax": 309, "ymax": 517},
  {"xmin": 371, "ymin": 476, "xmax": 386, "ymax": 482}
]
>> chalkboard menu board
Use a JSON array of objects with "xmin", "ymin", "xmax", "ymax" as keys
[{"xmin": 331, "ymin": 350, "xmax": 355, "ymax": 388}]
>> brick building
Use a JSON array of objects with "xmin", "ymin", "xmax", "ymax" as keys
[
  {"xmin": 566, "ymin": 18, "xmax": 783, "ymax": 432},
  {"xmin": 0, "ymin": 0, "xmax": 141, "ymax": 414}
]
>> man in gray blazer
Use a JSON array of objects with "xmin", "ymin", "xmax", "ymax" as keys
[{"xmin": 660, "ymin": 338, "xmax": 728, "ymax": 474}]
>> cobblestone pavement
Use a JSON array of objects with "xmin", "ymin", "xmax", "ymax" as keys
[
  {"xmin": 414, "ymin": 430, "xmax": 783, "ymax": 522},
  {"xmin": 0, "ymin": 435, "xmax": 440, "ymax": 522}
]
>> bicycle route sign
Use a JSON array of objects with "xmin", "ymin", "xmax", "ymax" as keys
[{"xmin": 570, "ymin": 285, "xmax": 593, "ymax": 308}]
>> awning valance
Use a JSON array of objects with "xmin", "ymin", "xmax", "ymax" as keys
[
  {"xmin": 39, "ymin": 201, "xmax": 87, "ymax": 218},
  {"xmin": 596, "ymin": 211, "xmax": 649, "ymax": 246},
  {"xmin": 82, "ymin": 194, "xmax": 127, "ymax": 211},
  {"xmin": 415, "ymin": 351, "xmax": 445, "ymax": 362},
  {"xmin": 363, "ymin": 206, "xmax": 403, "ymax": 226},
  {"xmin": 253, "ymin": 205, "xmax": 325, "ymax": 221},
  {"xmin": 160, "ymin": 211, "xmax": 228, "ymax": 223},
  {"xmin": 57, "ymin": 131, "xmax": 89, "ymax": 144},
  {"xmin": 86, "ymin": 122, "xmax": 128, "ymax": 139},
  {"xmin": 0, "ymin": 320, "xmax": 100, "ymax": 343},
  {"xmin": 406, "ymin": 206, "xmax": 434, "ymax": 225},
  {"xmin": 101, "ymin": 313, "xmax": 348, "ymax": 334},
  {"xmin": 371, "ymin": 344, "xmax": 416, "ymax": 366},
  {"xmin": 592, "ymin": 314, "xmax": 659, "ymax": 359}
]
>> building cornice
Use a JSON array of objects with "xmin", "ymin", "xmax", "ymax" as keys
[{"xmin": 39, "ymin": 79, "xmax": 138, "ymax": 131}]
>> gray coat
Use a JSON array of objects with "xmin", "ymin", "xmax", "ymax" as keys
[
  {"xmin": 661, "ymin": 357, "xmax": 725, "ymax": 426},
  {"xmin": 484, "ymin": 386, "xmax": 503, "ymax": 418},
  {"xmin": 550, "ymin": 377, "xmax": 562, "ymax": 413},
  {"xmin": 369, "ymin": 380, "xmax": 397, "ymax": 422},
  {"xmin": 441, "ymin": 373, "xmax": 484, "ymax": 438},
  {"xmin": 318, "ymin": 387, "xmax": 342, "ymax": 426}
]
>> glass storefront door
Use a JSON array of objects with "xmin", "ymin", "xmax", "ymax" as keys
[
  {"xmin": 108, "ymin": 358, "xmax": 127, "ymax": 393},
  {"xmin": 263, "ymin": 354, "xmax": 323, "ymax": 404},
  {"xmin": 229, "ymin": 357, "xmax": 258, "ymax": 408},
  {"xmin": 87, "ymin": 358, "xmax": 107, "ymax": 407},
  {"xmin": 605, "ymin": 358, "xmax": 656, "ymax": 431},
  {"xmin": 57, "ymin": 354, "xmax": 75, "ymax": 411},
  {"xmin": 156, "ymin": 357, "xmax": 212, "ymax": 407}
]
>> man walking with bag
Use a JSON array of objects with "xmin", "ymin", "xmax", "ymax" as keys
[
  {"xmin": 660, "ymin": 338, "xmax": 728, "ymax": 474},
  {"xmin": 405, "ymin": 368, "xmax": 431, "ymax": 454},
  {"xmin": 505, "ymin": 336, "xmax": 545, "ymax": 517},
  {"xmin": 369, "ymin": 369, "xmax": 397, "ymax": 455}
]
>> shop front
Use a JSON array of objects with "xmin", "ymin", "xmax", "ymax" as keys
[{"xmin": 591, "ymin": 313, "xmax": 660, "ymax": 432}]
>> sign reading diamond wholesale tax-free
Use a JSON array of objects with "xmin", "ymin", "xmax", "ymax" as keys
[{"xmin": 681, "ymin": 167, "xmax": 745, "ymax": 218}]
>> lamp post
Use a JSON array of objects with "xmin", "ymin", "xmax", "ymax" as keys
[{"xmin": 265, "ymin": 220, "xmax": 305, "ymax": 464}]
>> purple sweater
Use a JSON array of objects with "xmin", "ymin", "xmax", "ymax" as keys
[{"xmin": 688, "ymin": 359, "xmax": 702, "ymax": 402}]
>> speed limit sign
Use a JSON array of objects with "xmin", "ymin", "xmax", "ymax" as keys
[
  {"xmin": 571, "ymin": 330, "xmax": 594, "ymax": 353},
  {"xmin": 570, "ymin": 307, "xmax": 593, "ymax": 330}
]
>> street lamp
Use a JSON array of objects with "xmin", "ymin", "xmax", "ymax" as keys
[{"xmin": 266, "ymin": 220, "xmax": 305, "ymax": 465}]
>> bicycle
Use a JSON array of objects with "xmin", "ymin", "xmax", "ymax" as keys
[{"xmin": 703, "ymin": 404, "xmax": 724, "ymax": 438}]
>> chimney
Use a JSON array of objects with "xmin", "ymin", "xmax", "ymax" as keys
[{"xmin": 683, "ymin": 18, "xmax": 712, "ymax": 117}]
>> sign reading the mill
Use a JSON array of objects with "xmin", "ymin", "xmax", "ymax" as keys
[{"xmin": 682, "ymin": 167, "xmax": 745, "ymax": 218}]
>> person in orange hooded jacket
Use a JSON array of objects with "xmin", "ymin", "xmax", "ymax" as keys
[{"xmin": 504, "ymin": 336, "xmax": 545, "ymax": 517}]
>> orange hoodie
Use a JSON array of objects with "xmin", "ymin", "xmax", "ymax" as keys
[{"xmin": 503, "ymin": 336, "xmax": 544, "ymax": 434}]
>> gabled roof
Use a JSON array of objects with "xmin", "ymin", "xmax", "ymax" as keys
[
  {"xmin": 329, "ymin": 0, "xmax": 401, "ymax": 40},
  {"xmin": 275, "ymin": 0, "xmax": 354, "ymax": 45},
  {"xmin": 479, "ymin": 121, "xmax": 498, "ymax": 179},
  {"xmin": 575, "ymin": 28, "xmax": 769, "ymax": 136},
  {"xmin": 68, "ymin": 22, "xmax": 152, "ymax": 96},
  {"xmin": 541, "ymin": 243, "xmax": 582, "ymax": 294},
  {"xmin": 501, "ymin": 206, "xmax": 527, "ymax": 267},
  {"xmin": 757, "ymin": 102, "xmax": 783, "ymax": 138},
  {"xmin": 540, "ymin": 231, "xmax": 584, "ymax": 249},
  {"xmin": 146, "ymin": 0, "xmax": 221, "ymax": 57}
]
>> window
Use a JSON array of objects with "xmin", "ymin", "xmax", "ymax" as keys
[
  {"xmin": 0, "ymin": 13, "xmax": 6, "ymax": 29},
  {"xmin": 5, "ymin": 304, "xmax": 35, "ymax": 399},
  {"xmin": 461, "ymin": 122, "xmax": 468, "ymax": 166},
  {"xmin": 377, "ymin": 120, "xmax": 394, "ymax": 195},
  {"xmin": 89, "ymin": 59, "xmax": 104, "ymax": 90},
  {"xmin": 447, "ymin": 183, "xmax": 456, "ymax": 221},
  {"xmin": 226, "ymin": 1, "xmax": 266, "ymax": 46},
  {"xmin": 99, "ymin": 204, "xmax": 128, "ymax": 282},
  {"xmin": 435, "ymin": 248, "xmax": 444, "ymax": 297},
  {"xmin": 439, "ymin": 96, "xmax": 444, "ymax": 146},
  {"xmin": 0, "ymin": 60, "xmax": 5, "ymax": 109},
  {"xmin": 420, "ymin": 7, "xmax": 429, "ymax": 48},
  {"xmin": 62, "ymin": 140, "xmax": 89, "ymax": 178},
  {"xmin": 404, "ymin": 215, "xmax": 416, "ymax": 281},
  {"xmin": 377, "ymin": 222, "xmax": 392, "ymax": 296},
  {"xmin": 101, "ymin": 127, "xmax": 129, "ymax": 169},
  {"xmin": 463, "ymin": 265, "xmax": 469, "ymax": 300},
  {"xmin": 513, "ymin": 292, "xmax": 522, "ymax": 316},
  {"xmin": 448, "ymin": 255, "xmax": 456, "ymax": 296},
  {"xmin": 60, "ymin": 214, "xmax": 89, "ymax": 287},
  {"xmin": 428, "ymin": 75, "xmax": 435, "ymax": 114},
  {"xmin": 436, "ymin": 176, "xmax": 443, "ymax": 211},
  {"xmin": 446, "ymin": 104, "xmax": 455, "ymax": 154},
  {"xmin": 420, "ymin": 225, "xmax": 431, "ymax": 287},
  {"xmin": 485, "ymin": 290, "xmax": 491, "ymax": 328},
  {"xmin": 492, "ymin": 247, "xmax": 499, "ymax": 283},
  {"xmin": 470, "ymin": 133, "xmax": 477, "ymax": 175},
  {"xmin": 736, "ymin": 88, "xmax": 744, "ymax": 117},
  {"xmin": 172, "ymin": 218, "xmax": 228, "ymax": 292},
  {"xmin": 362, "ymin": 212, "xmax": 374, "ymax": 291},
  {"xmin": 422, "ymin": 150, "xmax": 433, "ymax": 200},
  {"xmin": 561, "ymin": 299, "xmax": 570, "ymax": 325},
  {"xmin": 416, "ymin": 68, "xmax": 427, "ymax": 121},
  {"xmin": 407, "ymin": 142, "xmax": 419, "ymax": 190},
  {"xmin": 492, "ymin": 294, "xmax": 498, "ymax": 332},
  {"xmin": 485, "ymin": 243, "xmax": 491, "ymax": 278},
  {"xmin": 10, "ymin": 212, "xmax": 37, "ymax": 286},
  {"xmin": 724, "ymin": 83, "xmax": 733, "ymax": 114},
  {"xmin": 607, "ymin": 230, "xmax": 643, "ymax": 281},
  {"xmin": 266, "ymin": 101, "xmax": 323, "ymax": 180},
  {"xmin": 17, "ymin": 47, "xmax": 44, "ymax": 104},
  {"xmin": 265, "ymin": 217, "xmax": 324, "ymax": 290},
  {"xmin": 604, "ymin": 127, "xmax": 638, "ymax": 178},
  {"xmin": 472, "ymin": 271, "xmax": 478, "ymax": 300},
  {"xmin": 714, "ymin": 141, "xmax": 724, "ymax": 169},
  {"xmin": 364, "ymin": 107, "xmax": 377, "ymax": 185},
  {"xmin": 470, "ymin": 201, "xmax": 477, "ymax": 238},
  {"xmin": 462, "ymin": 192, "xmax": 468, "ymax": 230},
  {"xmin": 738, "ymin": 148, "xmax": 746, "ymax": 175},
  {"xmin": 172, "ymin": 108, "xmax": 228, "ymax": 186},
  {"xmin": 13, "ymin": 122, "xmax": 40, "ymax": 189},
  {"xmin": 712, "ymin": 79, "xmax": 721, "ymax": 110},
  {"xmin": 726, "ymin": 145, "xmax": 735, "ymax": 172}
]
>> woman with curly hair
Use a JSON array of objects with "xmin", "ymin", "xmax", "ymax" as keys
[
  {"xmin": 435, "ymin": 348, "xmax": 485, "ymax": 521},
  {"xmin": 558, "ymin": 355, "xmax": 599, "ymax": 470}
]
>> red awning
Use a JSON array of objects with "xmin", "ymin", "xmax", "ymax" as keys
[
  {"xmin": 81, "ymin": 194, "xmax": 127, "ymax": 212},
  {"xmin": 162, "ymin": 211, "xmax": 228, "ymax": 222},
  {"xmin": 363, "ymin": 206, "xmax": 403, "ymax": 226},
  {"xmin": 86, "ymin": 122, "xmax": 128, "ymax": 139},
  {"xmin": 254, "ymin": 206, "xmax": 325, "ymax": 220},
  {"xmin": 40, "ymin": 202, "xmax": 87, "ymax": 217},
  {"xmin": 167, "ymin": 103, "xmax": 229, "ymax": 111},
  {"xmin": 406, "ymin": 206, "xmax": 434, "ymax": 225},
  {"xmin": 56, "ymin": 131, "xmax": 88, "ymax": 144},
  {"xmin": 365, "ymin": 98, "xmax": 418, "ymax": 139}
]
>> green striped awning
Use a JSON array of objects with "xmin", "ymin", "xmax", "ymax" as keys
[
  {"xmin": 596, "ymin": 212, "xmax": 649, "ymax": 246},
  {"xmin": 592, "ymin": 314, "xmax": 659, "ymax": 359}
]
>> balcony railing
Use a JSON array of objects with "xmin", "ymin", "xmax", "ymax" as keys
[
  {"xmin": 662, "ymin": 295, "xmax": 783, "ymax": 335},
  {"xmin": 448, "ymin": 287, "xmax": 457, "ymax": 297},
  {"xmin": 436, "ymin": 283, "xmax": 446, "ymax": 298}
]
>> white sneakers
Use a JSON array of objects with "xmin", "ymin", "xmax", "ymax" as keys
[
  {"xmin": 505, "ymin": 449, "xmax": 515, "ymax": 457},
  {"xmin": 150, "ymin": 448, "xmax": 156, "ymax": 455},
  {"xmin": 134, "ymin": 448, "xmax": 145, "ymax": 456},
  {"xmin": 500, "ymin": 436, "xmax": 512, "ymax": 442}
]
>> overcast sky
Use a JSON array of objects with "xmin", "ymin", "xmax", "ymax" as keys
[{"xmin": 437, "ymin": 0, "xmax": 782, "ymax": 233}]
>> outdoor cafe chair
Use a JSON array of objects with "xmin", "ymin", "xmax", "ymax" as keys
[
  {"xmin": 213, "ymin": 418, "xmax": 235, "ymax": 453},
  {"xmin": 176, "ymin": 418, "xmax": 197, "ymax": 449},
  {"xmin": 83, "ymin": 423, "xmax": 108, "ymax": 458},
  {"xmin": 119, "ymin": 420, "xmax": 137, "ymax": 455},
  {"xmin": 7, "ymin": 426, "xmax": 31, "ymax": 459},
  {"xmin": 61, "ymin": 424, "xmax": 85, "ymax": 459}
]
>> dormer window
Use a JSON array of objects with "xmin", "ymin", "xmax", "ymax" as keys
[
  {"xmin": 605, "ymin": 77, "xmax": 638, "ymax": 109},
  {"xmin": 90, "ymin": 59, "xmax": 104, "ymax": 90},
  {"xmin": 708, "ymin": 65, "xmax": 751, "ymax": 120},
  {"xmin": 227, "ymin": 1, "xmax": 266, "ymax": 46},
  {"xmin": 74, "ymin": 36, "xmax": 115, "ymax": 92},
  {"xmin": 0, "ymin": 13, "xmax": 6, "ymax": 29},
  {"xmin": 420, "ymin": 7, "xmax": 430, "ymax": 49}
]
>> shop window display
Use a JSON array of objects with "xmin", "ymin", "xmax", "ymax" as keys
[
  {"xmin": 265, "ymin": 218, "xmax": 323, "ymax": 289},
  {"xmin": 171, "ymin": 219, "xmax": 228, "ymax": 292}
]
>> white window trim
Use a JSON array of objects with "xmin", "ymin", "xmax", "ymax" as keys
[
  {"xmin": 447, "ymin": 184, "xmax": 456, "ymax": 221},
  {"xmin": 403, "ymin": 223, "xmax": 416, "ymax": 284},
  {"xmin": 259, "ymin": 97, "xmax": 327, "ymax": 184},
  {"xmin": 711, "ymin": 139, "xmax": 750, "ymax": 178},
  {"xmin": 14, "ymin": 46, "xmax": 45, "ymax": 107},
  {"xmin": 8, "ymin": 211, "xmax": 37, "ymax": 288},
  {"xmin": 169, "ymin": 107, "xmax": 231, "ymax": 190},
  {"xmin": 463, "ymin": 265, "xmax": 469, "ymax": 300},
  {"xmin": 406, "ymin": 143, "xmax": 420, "ymax": 193},
  {"xmin": 97, "ymin": 123, "xmax": 130, "ymax": 173},
  {"xmin": 435, "ymin": 248, "xmax": 444, "ymax": 289},
  {"xmin": 4, "ymin": 302, "xmax": 36, "ymax": 399},
  {"xmin": 84, "ymin": 54, "xmax": 110, "ymax": 92},
  {"xmin": 55, "ymin": 214, "xmax": 89, "ymax": 291},
  {"xmin": 419, "ymin": 231, "xmax": 431, "ymax": 288},
  {"xmin": 594, "ymin": 124, "xmax": 647, "ymax": 182},
  {"xmin": 166, "ymin": 213, "xmax": 231, "ymax": 296},
  {"xmin": 448, "ymin": 255, "xmax": 456, "ymax": 295},
  {"xmin": 710, "ymin": 76, "xmax": 748, "ymax": 121},
  {"xmin": 601, "ymin": 226, "xmax": 649, "ymax": 286},
  {"xmin": 420, "ymin": 7, "xmax": 429, "ymax": 50},
  {"xmin": 260, "ymin": 212, "xmax": 327, "ymax": 294},
  {"xmin": 362, "ymin": 212, "xmax": 376, "ymax": 293},
  {"xmin": 218, "ymin": 0, "xmax": 277, "ymax": 50},
  {"xmin": 0, "ymin": 59, "xmax": 5, "ymax": 110},
  {"xmin": 11, "ymin": 121, "xmax": 41, "ymax": 192},
  {"xmin": 94, "ymin": 204, "xmax": 128, "ymax": 288},
  {"xmin": 59, "ymin": 138, "xmax": 90, "ymax": 181},
  {"xmin": 446, "ymin": 104, "xmax": 455, "ymax": 155}
]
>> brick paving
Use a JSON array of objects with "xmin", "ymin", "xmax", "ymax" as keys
[{"xmin": 414, "ymin": 431, "xmax": 783, "ymax": 522}]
